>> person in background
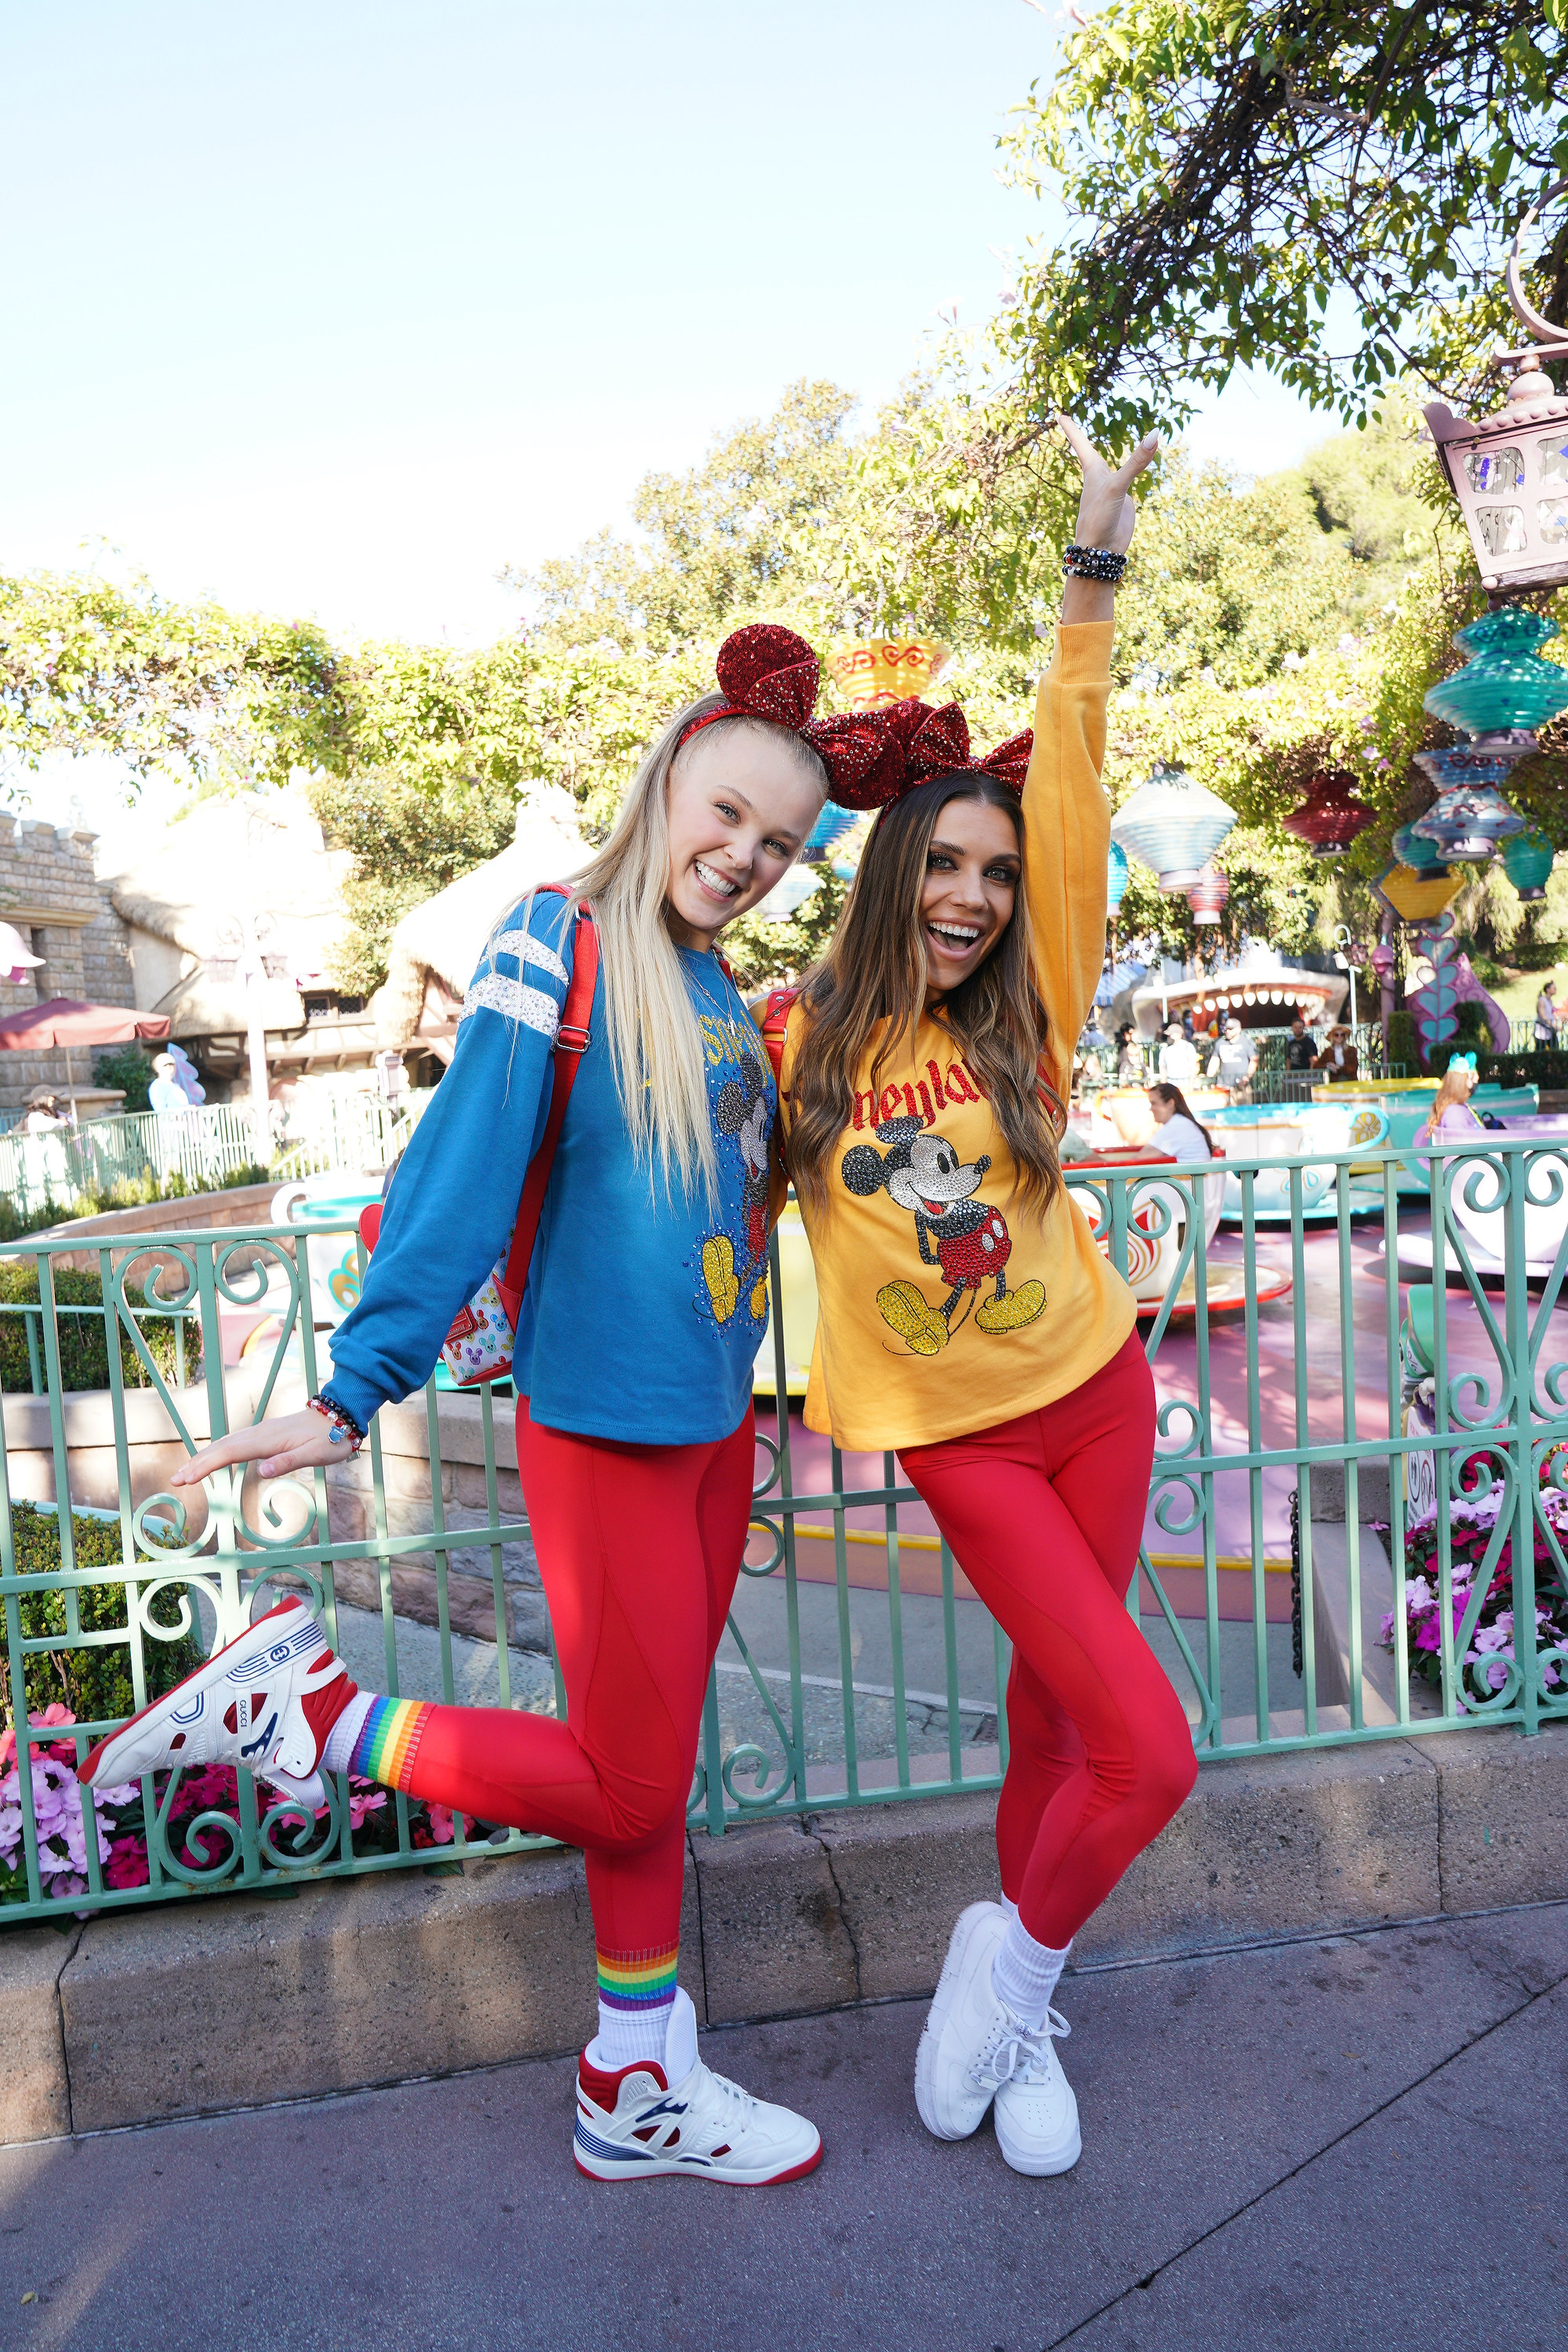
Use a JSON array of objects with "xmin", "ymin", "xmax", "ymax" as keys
[
  {"xmin": 1146, "ymin": 1082, "xmax": 1215, "ymax": 1163},
  {"xmin": 1206, "ymin": 1016, "xmax": 1256, "ymax": 1102},
  {"xmin": 1158, "ymin": 1022, "xmax": 1200, "ymax": 1084},
  {"xmin": 1115, "ymin": 1022, "xmax": 1143, "ymax": 1084},
  {"xmin": 1285, "ymin": 1016, "xmax": 1317, "ymax": 1073},
  {"xmin": 21, "ymin": 1088, "xmax": 67, "ymax": 1134},
  {"xmin": 1415, "ymin": 1053, "xmax": 1484, "ymax": 1145},
  {"xmin": 1534, "ymin": 978, "xmax": 1559, "ymax": 1046},
  {"xmin": 1313, "ymin": 1025, "xmax": 1359, "ymax": 1083},
  {"xmin": 147, "ymin": 1053, "xmax": 191, "ymax": 1116}
]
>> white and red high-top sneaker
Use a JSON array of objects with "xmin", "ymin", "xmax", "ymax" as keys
[
  {"xmin": 573, "ymin": 1988, "xmax": 822, "ymax": 2187},
  {"xmin": 78, "ymin": 1595, "xmax": 354, "ymax": 1807}
]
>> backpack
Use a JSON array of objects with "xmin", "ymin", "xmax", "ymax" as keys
[{"xmin": 357, "ymin": 886, "xmax": 599, "ymax": 1389}]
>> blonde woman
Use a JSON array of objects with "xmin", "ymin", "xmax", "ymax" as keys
[
  {"xmin": 81, "ymin": 626, "xmax": 873, "ymax": 2187},
  {"xmin": 1415, "ymin": 1051, "xmax": 1484, "ymax": 1144}
]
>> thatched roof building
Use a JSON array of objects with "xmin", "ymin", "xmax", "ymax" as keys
[
  {"xmin": 373, "ymin": 791, "xmax": 586, "ymax": 1061},
  {"xmin": 103, "ymin": 789, "xmax": 367, "ymax": 1083}
]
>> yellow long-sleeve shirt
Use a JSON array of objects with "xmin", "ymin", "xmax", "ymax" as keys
[{"xmin": 775, "ymin": 620, "xmax": 1135, "ymax": 1453}]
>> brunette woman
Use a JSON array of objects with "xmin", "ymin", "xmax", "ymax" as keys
[
  {"xmin": 769, "ymin": 419, "xmax": 1196, "ymax": 2178},
  {"xmin": 81, "ymin": 626, "xmax": 874, "ymax": 2187}
]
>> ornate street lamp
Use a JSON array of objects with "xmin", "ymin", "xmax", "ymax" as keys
[
  {"xmin": 1281, "ymin": 768, "xmax": 1375, "ymax": 858},
  {"xmin": 1425, "ymin": 183, "xmax": 1568, "ymax": 597},
  {"xmin": 1110, "ymin": 761, "xmax": 1237, "ymax": 891}
]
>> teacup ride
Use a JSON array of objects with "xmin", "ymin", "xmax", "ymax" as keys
[
  {"xmin": 1207, "ymin": 1100, "xmax": 1390, "ymax": 1224},
  {"xmin": 1087, "ymin": 1086, "xmax": 1228, "ymax": 1153},
  {"xmin": 1388, "ymin": 1128, "xmax": 1568, "ymax": 1283},
  {"xmin": 1068, "ymin": 1141, "xmax": 1288, "ymax": 1320},
  {"xmin": 1318, "ymin": 1078, "xmax": 1538, "ymax": 1194}
]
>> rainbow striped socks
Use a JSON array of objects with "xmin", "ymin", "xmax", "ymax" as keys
[
  {"xmin": 321, "ymin": 1691, "xmax": 433, "ymax": 1790},
  {"xmin": 593, "ymin": 1940, "xmax": 681, "ymax": 2067}
]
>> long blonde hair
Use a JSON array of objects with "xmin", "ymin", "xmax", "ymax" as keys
[{"xmin": 564, "ymin": 691, "xmax": 826, "ymax": 1200}]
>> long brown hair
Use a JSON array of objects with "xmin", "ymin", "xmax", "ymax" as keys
[
  {"xmin": 1147, "ymin": 1082, "xmax": 1214, "ymax": 1156},
  {"xmin": 787, "ymin": 771, "xmax": 1063, "ymax": 1218}
]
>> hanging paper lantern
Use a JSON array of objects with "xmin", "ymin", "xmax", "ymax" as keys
[
  {"xmin": 1391, "ymin": 822, "xmax": 1443, "ymax": 870},
  {"xmin": 1410, "ymin": 784, "xmax": 1526, "ymax": 863},
  {"xmin": 1281, "ymin": 768, "xmax": 1375, "ymax": 858},
  {"xmin": 1185, "ymin": 865, "xmax": 1229, "ymax": 925},
  {"xmin": 829, "ymin": 638, "xmax": 947, "ymax": 712},
  {"xmin": 1109, "ymin": 761, "xmax": 1236, "ymax": 891},
  {"xmin": 800, "ymin": 804, "xmax": 858, "ymax": 864},
  {"xmin": 1501, "ymin": 828, "xmax": 1555, "ymax": 900},
  {"xmin": 1106, "ymin": 838, "xmax": 1130, "ymax": 916}
]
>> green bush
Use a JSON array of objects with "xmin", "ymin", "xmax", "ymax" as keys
[
  {"xmin": 1384, "ymin": 1008, "xmax": 1421, "ymax": 1076},
  {"xmin": 0, "ymin": 1159, "xmax": 274, "ymax": 1246},
  {"xmin": 92, "ymin": 1044, "xmax": 154, "ymax": 1112},
  {"xmin": 0, "ymin": 1265, "xmax": 203, "ymax": 1393},
  {"xmin": 1479, "ymin": 1050, "xmax": 1568, "ymax": 1090},
  {"xmin": 1508, "ymin": 940, "xmax": 1564, "ymax": 972},
  {"xmin": 1, "ymin": 1501, "xmax": 202, "ymax": 1731}
]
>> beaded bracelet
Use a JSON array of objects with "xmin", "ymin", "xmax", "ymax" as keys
[
  {"xmin": 1062, "ymin": 543, "xmax": 1128, "ymax": 584},
  {"xmin": 307, "ymin": 1392, "xmax": 365, "ymax": 1457}
]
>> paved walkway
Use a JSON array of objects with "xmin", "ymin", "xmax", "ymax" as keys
[{"xmin": 4, "ymin": 1905, "xmax": 1565, "ymax": 2350}]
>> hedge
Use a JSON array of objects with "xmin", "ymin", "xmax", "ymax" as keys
[
  {"xmin": 1479, "ymin": 1051, "xmax": 1568, "ymax": 1090},
  {"xmin": 0, "ymin": 1264, "xmax": 203, "ymax": 1393},
  {"xmin": 2, "ymin": 1501, "xmax": 202, "ymax": 1731}
]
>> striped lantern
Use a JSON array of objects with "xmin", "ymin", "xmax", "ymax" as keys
[
  {"xmin": 1501, "ymin": 827, "xmax": 1555, "ymax": 900},
  {"xmin": 1185, "ymin": 865, "xmax": 1229, "ymax": 925},
  {"xmin": 1110, "ymin": 761, "xmax": 1237, "ymax": 891},
  {"xmin": 1106, "ymin": 839, "xmax": 1131, "ymax": 916}
]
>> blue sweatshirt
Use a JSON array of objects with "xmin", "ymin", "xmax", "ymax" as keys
[{"xmin": 323, "ymin": 891, "xmax": 776, "ymax": 1444}]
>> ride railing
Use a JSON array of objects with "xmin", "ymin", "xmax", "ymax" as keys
[
  {"xmin": 3, "ymin": 1136, "xmax": 1566, "ymax": 1924},
  {"xmin": 0, "ymin": 1102, "xmax": 264, "ymax": 1220}
]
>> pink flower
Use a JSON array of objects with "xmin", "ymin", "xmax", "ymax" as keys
[{"xmin": 426, "ymin": 1802, "xmax": 476, "ymax": 1846}]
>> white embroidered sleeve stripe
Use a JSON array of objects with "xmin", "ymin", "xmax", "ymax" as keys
[
  {"xmin": 490, "ymin": 928, "xmax": 570, "ymax": 986},
  {"xmin": 459, "ymin": 973, "xmax": 562, "ymax": 1036}
]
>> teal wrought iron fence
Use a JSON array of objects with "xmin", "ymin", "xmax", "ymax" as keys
[{"xmin": 4, "ymin": 1135, "xmax": 1566, "ymax": 1925}]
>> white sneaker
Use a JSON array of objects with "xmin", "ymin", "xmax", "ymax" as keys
[
  {"xmin": 914, "ymin": 1901, "xmax": 1010, "ymax": 2140},
  {"xmin": 990, "ymin": 2010, "xmax": 1082, "ymax": 2176},
  {"xmin": 78, "ymin": 1595, "xmax": 350, "ymax": 1807},
  {"xmin": 573, "ymin": 1987, "xmax": 822, "ymax": 2186}
]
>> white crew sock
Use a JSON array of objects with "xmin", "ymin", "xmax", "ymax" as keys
[
  {"xmin": 992, "ymin": 1915, "xmax": 1072, "ymax": 2029},
  {"xmin": 1000, "ymin": 1893, "xmax": 1019, "ymax": 1926},
  {"xmin": 321, "ymin": 1690, "xmax": 375, "ymax": 1777}
]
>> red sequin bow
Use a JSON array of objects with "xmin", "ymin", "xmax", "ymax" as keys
[
  {"xmin": 676, "ymin": 624, "xmax": 891, "ymax": 801},
  {"xmin": 826, "ymin": 697, "xmax": 1035, "ymax": 812}
]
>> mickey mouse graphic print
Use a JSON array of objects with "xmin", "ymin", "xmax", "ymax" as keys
[
  {"xmin": 771, "ymin": 622, "xmax": 1138, "ymax": 1455},
  {"xmin": 840, "ymin": 1110, "xmax": 1044, "ymax": 1353}
]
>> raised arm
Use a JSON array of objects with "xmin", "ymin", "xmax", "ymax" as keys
[{"xmin": 1023, "ymin": 419, "xmax": 1158, "ymax": 1091}]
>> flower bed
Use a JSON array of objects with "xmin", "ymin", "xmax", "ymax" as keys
[
  {"xmin": 1381, "ymin": 1472, "xmax": 1568, "ymax": 1707},
  {"xmin": 1, "ymin": 1707, "xmax": 475, "ymax": 1907}
]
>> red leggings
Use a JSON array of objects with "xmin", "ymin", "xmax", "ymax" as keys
[
  {"xmin": 399, "ymin": 1399, "xmax": 753, "ymax": 1952},
  {"xmin": 900, "ymin": 1331, "xmax": 1196, "ymax": 1948}
]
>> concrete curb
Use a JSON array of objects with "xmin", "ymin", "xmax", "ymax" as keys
[{"xmin": 5, "ymin": 1725, "xmax": 1565, "ymax": 2143}]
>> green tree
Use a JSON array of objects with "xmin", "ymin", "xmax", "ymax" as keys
[{"xmin": 995, "ymin": 0, "xmax": 1568, "ymax": 443}]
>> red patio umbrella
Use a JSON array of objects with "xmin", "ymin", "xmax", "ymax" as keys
[{"xmin": 0, "ymin": 998, "xmax": 171, "ymax": 1119}]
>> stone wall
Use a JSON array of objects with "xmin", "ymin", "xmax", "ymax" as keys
[{"xmin": 0, "ymin": 816, "xmax": 134, "ymax": 1110}]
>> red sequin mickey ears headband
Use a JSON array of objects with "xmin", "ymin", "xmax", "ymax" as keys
[
  {"xmin": 826, "ymin": 697, "xmax": 1034, "ymax": 812},
  {"xmin": 675, "ymin": 624, "xmax": 894, "ymax": 802},
  {"xmin": 674, "ymin": 622, "xmax": 1033, "ymax": 810}
]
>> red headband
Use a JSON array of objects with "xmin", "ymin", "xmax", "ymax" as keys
[
  {"xmin": 675, "ymin": 623, "xmax": 892, "ymax": 801},
  {"xmin": 674, "ymin": 624, "xmax": 1032, "ymax": 811},
  {"xmin": 826, "ymin": 695, "xmax": 1034, "ymax": 811}
]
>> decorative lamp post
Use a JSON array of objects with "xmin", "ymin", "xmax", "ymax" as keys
[
  {"xmin": 1424, "ymin": 184, "xmax": 1568, "ymax": 597},
  {"xmin": 1110, "ymin": 761, "xmax": 1237, "ymax": 891},
  {"xmin": 1185, "ymin": 865, "xmax": 1229, "ymax": 925},
  {"xmin": 1106, "ymin": 838, "xmax": 1130, "ymax": 916},
  {"xmin": 1501, "ymin": 828, "xmax": 1555, "ymax": 900},
  {"xmin": 1281, "ymin": 768, "xmax": 1375, "ymax": 858}
]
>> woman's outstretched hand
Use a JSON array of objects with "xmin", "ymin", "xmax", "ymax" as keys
[
  {"xmin": 170, "ymin": 1409, "xmax": 345, "ymax": 1489},
  {"xmin": 1054, "ymin": 415, "xmax": 1160, "ymax": 623}
]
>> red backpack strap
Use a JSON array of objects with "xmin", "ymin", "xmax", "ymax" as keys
[
  {"xmin": 757, "ymin": 985, "xmax": 800, "ymax": 1087},
  {"xmin": 494, "ymin": 898, "xmax": 598, "ymax": 1318}
]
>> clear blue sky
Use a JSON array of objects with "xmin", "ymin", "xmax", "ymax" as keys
[{"xmin": 2, "ymin": 0, "xmax": 1320, "ymax": 670}]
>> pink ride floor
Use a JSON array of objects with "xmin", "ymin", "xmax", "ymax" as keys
[{"xmin": 757, "ymin": 1210, "xmax": 1553, "ymax": 1621}]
